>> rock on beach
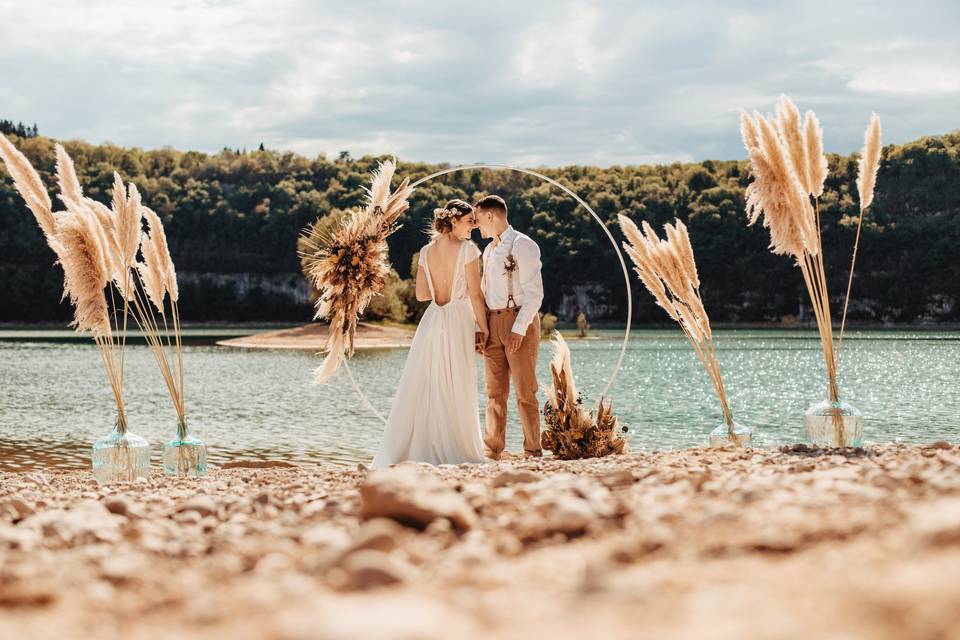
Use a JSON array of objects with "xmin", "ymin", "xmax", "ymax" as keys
[{"xmin": 0, "ymin": 443, "xmax": 959, "ymax": 639}]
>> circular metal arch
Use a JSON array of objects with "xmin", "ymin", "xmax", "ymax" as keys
[
  {"xmin": 411, "ymin": 164, "xmax": 633, "ymax": 400},
  {"xmin": 343, "ymin": 163, "xmax": 634, "ymax": 426}
]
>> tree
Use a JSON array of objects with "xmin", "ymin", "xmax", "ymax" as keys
[
  {"xmin": 2, "ymin": 129, "xmax": 959, "ymax": 324},
  {"xmin": 0, "ymin": 120, "xmax": 38, "ymax": 138},
  {"xmin": 364, "ymin": 269, "xmax": 410, "ymax": 323}
]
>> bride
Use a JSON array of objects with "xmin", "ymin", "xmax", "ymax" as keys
[{"xmin": 371, "ymin": 199, "xmax": 489, "ymax": 468}]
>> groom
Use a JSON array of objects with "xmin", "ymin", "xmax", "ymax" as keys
[{"xmin": 473, "ymin": 195, "xmax": 544, "ymax": 459}]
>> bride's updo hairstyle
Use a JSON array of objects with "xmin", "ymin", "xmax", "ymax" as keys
[{"xmin": 432, "ymin": 199, "xmax": 474, "ymax": 235}]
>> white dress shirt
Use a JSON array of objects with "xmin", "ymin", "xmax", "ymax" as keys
[{"xmin": 481, "ymin": 226, "xmax": 544, "ymax": 335}]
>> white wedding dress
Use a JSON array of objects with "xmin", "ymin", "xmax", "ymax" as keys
[{"xmin": 371, "ymin": 239, "xmax": 487, "ymax": 468}]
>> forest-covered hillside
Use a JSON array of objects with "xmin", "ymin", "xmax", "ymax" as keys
[{"xmin": 2, "ymin": 129, "xmax": 959, "ymax": 325}]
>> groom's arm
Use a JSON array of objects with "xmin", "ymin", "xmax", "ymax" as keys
[{"xmin": 510, "ymin": 238, "xmax": 544, "ymax": 337}]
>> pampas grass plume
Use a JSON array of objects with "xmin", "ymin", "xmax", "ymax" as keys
[
  {"xmin": 548, "ymin": 331, "xmax": 576, "ymax": 407},
  {"xmin": 138, "ymin": 234, "xmax": 167, "ymax": 312},
  {"xmin": 838, "ymin": 113, "xmax": 882, "ymax": 358},
  {"xmin": 0, "ymin": 134, "xmax": 58, "ymax": 247},
  {"xmin": 741, "ymin": 110, "xmax": 817, "ymax": 259},
  {"xmin": 111, "ymin": 174, "xmax": 143, "ymax": 265},
  {"xmin": 857, "ymin": 113, "xmax": 882, "ymax": 211},
  {"xmin": 620, "ymin": 214, "xmax": 736, "ymax": 435},
  {"xmin": 142, "ymin": 206, "xmax": 178, "ymax": 302},
  {"xmin": 55, "ymin": 210, "xmax": 111, "ymax": 336},
  {"xmin": 365, "ymin": 158, "xmax": 394, "ymax": 209},
  {"xmin": 804, "ymin": 111, "xmax": 827, "ymax": 197},
  {"xmin": 776, "ymin": 96, "xmax": 812, "ymax": 195},
  {"xmin": 55, "ymin": 144, "xmax": 84, "ymax": 205}
]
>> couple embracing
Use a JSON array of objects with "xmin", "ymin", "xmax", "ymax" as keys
[{"xmin": 372, "ymin": 195, "xmax": 544, "ymax": 468}]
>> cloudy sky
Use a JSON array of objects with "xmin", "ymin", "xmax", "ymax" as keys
[{"xmin": 1, "ymin": 0, "xmax": 957, "ymax": 166}]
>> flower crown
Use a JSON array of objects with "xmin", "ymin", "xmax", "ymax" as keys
[{"xmin": 433, "ymin": 207, "xmax": 458, "ymax": 220}]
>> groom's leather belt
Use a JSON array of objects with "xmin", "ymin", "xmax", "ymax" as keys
[{"xmin": 489, "ymin": 307, "xmax": 521, "ymax": 315}]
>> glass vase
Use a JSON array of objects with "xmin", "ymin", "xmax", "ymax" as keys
[
  {"xmin": 708, "ymin": 421, "xmax": 753, "ymax": 447},
  {"xmin": 91, "ymin": 423, "xmax": 151, "ymax": 483},
  {"xmin": 803, "ymin": 399, "xmax": 864, "ymax": 447},
  {"xmin": 163, "ymin": 423, "xmax": 207, "ymax": 477}
]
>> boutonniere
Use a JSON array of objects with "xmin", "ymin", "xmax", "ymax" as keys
[{"xmin": 504, "ymin": 254, "xmax": 518, "ymax": 275}]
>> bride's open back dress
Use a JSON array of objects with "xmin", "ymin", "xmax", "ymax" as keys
[{"xmin": 371, "ymin": 239, "xmax": 487, "ymax": 468}]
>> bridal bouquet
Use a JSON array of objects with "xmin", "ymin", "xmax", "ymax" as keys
[
  {"xmin": 299, "ymin": 159, "xmax": 415, "ymax": 382},
  {"xmin": 740, "ymin": 96, "xmax": 881, "ymax": 446},
  {"xmin": 541, "ymin": 333, "xmax": 627, "ymax": 459}
]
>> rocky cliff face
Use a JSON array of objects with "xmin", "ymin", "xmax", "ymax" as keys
[
  {"xmin": 173, "ymin": 272, "xmax": 313, "ymax": 320},
  {"xmin": 553, "ymin": 283, "xmax": 620, "ymax": 321},
  {"xmin": 177, "ymin": 273, "xmax": 627, "ymax": 323},
  {"xmin": 179, "ymin": 272, "xmax": 313, "ymax": 305}
]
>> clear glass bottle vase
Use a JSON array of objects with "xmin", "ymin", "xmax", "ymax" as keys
[
  {"xmin": 803, "ymin": 399, "xmax": 864, "ymax": 447},
  {"xmin": 709, "ymin": 421, "xmax": 753, "ymax": 447},
  {"xmin": 163, "ymin": 422, "xmax": 207, "ymax": 477},
  {"xmin": 91, "ymin": 419, "xmax": 151, "ymax": 483}
]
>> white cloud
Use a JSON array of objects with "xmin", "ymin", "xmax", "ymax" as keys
[
  {"xmin": 848, "ymin": 64, "xmax": 960, "ymax": 95},
  {"xmin": 7, "ymin": 0, "xmax": 300, "ymax": 60},
  {"xmin": 513, "ymin": 5, "xmax": 620, "ymax": 89},
  {"xmin": 0, "ymin": 0, "xmax": 957, "ymax": 166},
  {"xmin": 812, "ymin": 35, "xmax": 960, "ymax": 96}
]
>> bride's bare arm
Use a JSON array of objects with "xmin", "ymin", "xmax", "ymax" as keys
[
  {"xmin": 465, "ymin": 258, "xmax": 489, "ymax": 335},
  {"xmin": 415, "ymin": 258, "xmax": 432, "ymax": 302}
]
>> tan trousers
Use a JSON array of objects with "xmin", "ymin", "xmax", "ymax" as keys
[{"xmin": 483, "ymin": 309, "xmax": 541, "ymax": 458}]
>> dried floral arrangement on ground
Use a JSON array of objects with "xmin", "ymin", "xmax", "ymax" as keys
[{"xmin": 541, "ymin": 333, "xmax": 627, "ymax": 459}]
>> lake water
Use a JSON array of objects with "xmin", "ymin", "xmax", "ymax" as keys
[{"xmin": 1, "ymin": 328, "xmax": 958, "ymax": 471}]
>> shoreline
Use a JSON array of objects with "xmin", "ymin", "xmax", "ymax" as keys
[
  {"xmin": 214, "ymin": 322, "xmax": 960, "ymax": 352},
  {"xmin": 2, "ymin": 323, "xmax": 958, "ymax": 353},
  {"xmin": 4, "ymin": 320, "xmax": 960, "ymax": 332},
  {"xmin": 216, "ymin": 322, "xmax": 417, "ymax": 351},
  {"xmin": 2, "ymin": 442, "xmax": 959, "ymax": 638}
]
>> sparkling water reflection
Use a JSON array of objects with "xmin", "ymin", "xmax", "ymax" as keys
[{"xmin": 1, "ymin": 329, "xmax": 958, "ymax": 470}]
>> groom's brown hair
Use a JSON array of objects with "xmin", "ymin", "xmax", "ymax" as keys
[{"xmin": 473, "ymin": 194, "xmax": 508, "ymax": 218}]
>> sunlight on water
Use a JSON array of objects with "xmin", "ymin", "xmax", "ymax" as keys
[{"xmin": 1, "ymin": 329, "xmax": 958, "ymax": 471}]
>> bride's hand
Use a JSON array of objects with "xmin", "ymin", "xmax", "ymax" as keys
[{"xmin": 475, "ymin": 330, "xmax": 488, "ymax": 354}]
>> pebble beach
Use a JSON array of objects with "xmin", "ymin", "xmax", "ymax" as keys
[{"xmin": 2, "ymin": 443, "xmax": 960, "ymax": 639}]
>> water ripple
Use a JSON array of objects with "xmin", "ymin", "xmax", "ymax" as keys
[{"xmin": 0, "ymin": 329, "xmax": 957, "ymax": 471}]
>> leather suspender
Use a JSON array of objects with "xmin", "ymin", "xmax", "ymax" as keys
[
  {"xmin": 505, "ymin": 233, "xmax": 518, "ymax": 309},
  {"xmin": 482, "ymin": 231, "xmax": 519, "ymax": 310}
]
